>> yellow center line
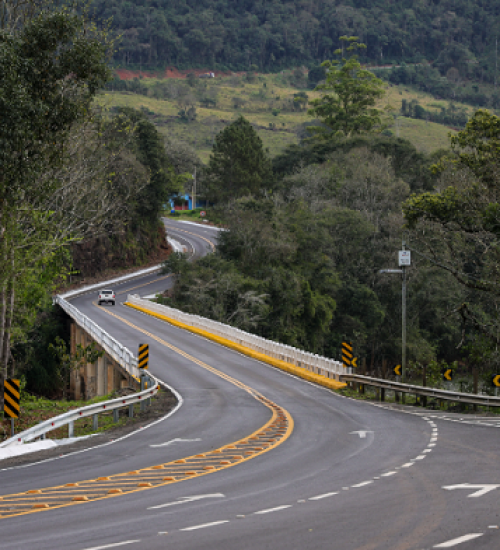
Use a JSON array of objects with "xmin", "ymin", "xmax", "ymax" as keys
[{"xmin": 116, "ymin": 274, "xmax": 173, "ymax": 296}]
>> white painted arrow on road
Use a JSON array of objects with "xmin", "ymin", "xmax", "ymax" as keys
[
  {"xmin": 443, "ymin": 484, "xmax": 500, "ymax": 498},
  {"xmin": 350, "ymin": 431, "xmax": 373, "ymax": 439},
  {"xmin": 148, "ymin": 494, "xmax": 225, "ymax": 510}
]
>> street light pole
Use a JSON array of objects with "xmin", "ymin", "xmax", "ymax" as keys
[
  {"xmin": 379, "ymin": 239, "xmax": 411, "ymax": 384},
  {"xmin": 402, "ymin": 239, "xmax": 407, "ymax": 382}
]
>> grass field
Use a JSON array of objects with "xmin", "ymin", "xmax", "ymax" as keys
[{"xmin": 97, "ymin": 71, "xmax": 469, "ymax": 162}]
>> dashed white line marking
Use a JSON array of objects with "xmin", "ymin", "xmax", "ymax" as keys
[
  {"xmin": 81, "ymin": 542, "xmax": 140, "ymax": 550},
  {"xmin": 351, "ymin": 481, "xmax": 373, "ymax": 488},
  {"xmin": 180, "ymin": 521, "xmax": 229, "ymax": 531},
  {"xmin": 381, "ymin": 471, "xmax": 397, "ymax": 477},
  {"xmin": 402, "ymin": 462, "xmax": 414, "ymax": 468},
  {"xmin": 415, "ymin": 455, "xmax": 426, "ymax": 460},
  {"xmin": 148, "ymin": 494, "xmax": 225, "ymax": 510},
  {"xmin": 309, "ymin": 492, "xmax": 338, "ymax": 500},
  {"xmin": 254, "ymin": 505, "xmax": 292, "ymax": 514},
  {"xmin": 423, "ymin": 449, "xmax": 432, "ymax": 453},
  {"xmin": 433, "ymin": 533, "xmax": 483, "ymax": 547}
]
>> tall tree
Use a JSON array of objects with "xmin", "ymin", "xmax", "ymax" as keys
[
  {"xmin": 0, "ymin": 9, "xmax": 112, "ymax": 381},
  {"xmin": 206, "ymin": 116, "xmax": 273, "ymax": 203},
  {"xmin": 308, "ymin": 37, "xmax": 386, "ymax": 139}
]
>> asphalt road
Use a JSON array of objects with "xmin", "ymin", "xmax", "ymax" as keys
[{"xmin": 1, "ymin": 220, "xmax": 499, "ymax": 550}]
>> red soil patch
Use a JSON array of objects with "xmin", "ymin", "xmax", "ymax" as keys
[{"xmin": 114, "ymin": 66, "xmax": 246, "ymax": 80}]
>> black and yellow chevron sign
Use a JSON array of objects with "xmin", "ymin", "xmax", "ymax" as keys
[
  {"xmin": 443, "ymin": 368, "xmax": 453, "ymax": 382},
  {"xmin": 394, "ymin": 364, "xmax": 402, "ymax": 376},
  {"xmin": 342, "ymin": 341, "xmax": 353, "ymax": 368},
  {"xmin": 492, "ymin": 374, "xmax": 500, "ymax": 387},
  {"xmin": 3, "ymin": 378, "xmax": 20, "ymax": 419},
  {"xmin": 138, "ymin": 343, "xmax": 149, "ymax": 369}
]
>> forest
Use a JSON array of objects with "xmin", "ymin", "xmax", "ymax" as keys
[{"xmin": 92, "ymin": 0, "xmax": 500, "ymax": 82}]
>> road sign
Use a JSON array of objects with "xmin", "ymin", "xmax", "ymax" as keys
[
  {"xmin": 398, "ymin": 250, "xmax": 411, "ymax": 266},
  {"xmin": 493, "ymin": 375, "xmax": 500, "ymax": 387},
  {"xmin": 443, "ymin": 484, "xmax": 500, "ymax": 498},
  {"xmin": 341, "ymin": 342, "xmax": 353, "ymax": 368},
  {"xmin": 443, "ymin": 368, "xmax": 453, "ymax": 381},
  {"xmin": 200, "ymin": 211, "xmax": 206, "ymax": 217},
  {"xmin": 3, "ymin": 378, "xmax": 20, "ymax": 419},
  {"xmin": 351, "ymin": 357, "xmax": 358, "ymax": 368},
  {"xmin": 138, "ymin": 343, "xmax": 149, "ymax": 369},
  {"xmin": 394, "ymin": 364, "xmax": 402, "ymax": 376}
]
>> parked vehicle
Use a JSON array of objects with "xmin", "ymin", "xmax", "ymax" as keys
[{"xmin": 98, "ymin": 289, "xmax": 115, "ymax": 306}]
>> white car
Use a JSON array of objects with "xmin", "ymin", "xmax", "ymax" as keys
[{"xmin": 98, "ymin": 289, "xmax": 115, "ymax": 306}]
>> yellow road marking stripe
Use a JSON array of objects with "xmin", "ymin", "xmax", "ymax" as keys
[
  {"xmin": 0, "ymin": 305, "xmax": 293, "ymax": 520},
  {"xmin": 166, "ymin": 225, "xmax": 216, "ymax": 252},
  {"xmin": 116, "ymin": 274, "xmax": 173, "ymax": 296},
  {"xmin": 124, "ymin": 303, "xmax": 346, "ymax": 391}
]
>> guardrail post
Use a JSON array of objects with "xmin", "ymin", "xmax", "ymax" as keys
[
  {"xmin": 93, "ymin": 413, "xmax": 98, "ymax": 431},
  {"xmin": 113, "ymin": 409, "xmax": 119, "ymax": 423},
  {"xmin": 128, "ymin": 404, "xmax": 134, "ymax": 418},
  {"xmin": 140, "ymin": 375, "xmax": 146, "ymax": 412},
  {"xmin": 68, "ymin": 421, "xmax": 74, "ymax": 438}
]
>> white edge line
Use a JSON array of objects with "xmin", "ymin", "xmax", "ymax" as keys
[
  {"xmin": 180, "ymin": 521, "xmax": 229, "ymax": 531},
  {"xmin": 433, "ymin": 533, "xmax": 483, "ymax": 547},
  {"xmin": 0, "ymin": 376, "xmax": 183, "ymax": 471},
  {"xmin": 381, "ymin": 471, "xmax": 397, "ymax": 477},
  {"xmin": 80, "ymin": 540, "xmax": 140, "ymax": 550}
]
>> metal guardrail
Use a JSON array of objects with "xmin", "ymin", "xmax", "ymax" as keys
[
  {"xmin": 54, "ymin": 296, "xmax": 139, "ymax": 378},
  {"xmin": 340, "ymin": 374, "xmax": 500, "ymax": 407},
  {"xmin": 0, "ymin": 268, "xmax": 166, "ymax": 448},
  {"xmin": 0, "ymin": 376, "xmax": 159, "ymax": 447}
]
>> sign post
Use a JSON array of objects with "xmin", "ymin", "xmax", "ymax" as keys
[
  {"xmin": 398, "ymin": 245, "xmax": 411, "ymax": 385},
  {"xmin": 3, "ymin": 378, "xmax": 20, "ymax": 436}
]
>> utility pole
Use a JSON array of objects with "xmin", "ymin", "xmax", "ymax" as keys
[{"xmin": 192, "ymin": 166, "xmax": 196, "ymax": 211}]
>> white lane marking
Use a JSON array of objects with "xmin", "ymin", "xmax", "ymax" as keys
[
  {"xmin": 443, "ymin": 484, "xmax": 500, "ymax": 498},
  {"xmin": 148, "ymin": 494, "xmax": 225, "ymax": 510},
  {"xmin": 309, "ymin": 492, "xmax": 338, "ymax": 500},
  {"xmin": 415, "ymin": 455, "xmax": 426, "ymax": 460},
  {"xmin": 254, "ymin": 505, "xmax": 292, "ymax": 514},
  {"xmin": 80, "ymin": 541, "xmax": 140, "ymax": 550},
  {"xmin": 402, "ymin": 462, "xmax": 414, "ymax": 468},
  {"xmin": 423, "ymin": 449, "xmax": 433, "ymax": 453},
  {"xmin": 381, "ymin": 471, "xmax": 397, "ymax": 477},
  {"xmin": 350, "ymin": 431, "xmax": 373, "ymax": 438},
  {"xmin": 433, "ymin": 533, "xmax": 483, "ymax": 547},
  {"xmin": 150, "ymin": 438, "xmax": 201, "ymax": 448},
  {"xmin": 180, "ymin": 521, "xmax": 229, "ymax": 531},
  {"xmin": 351, "ymin": 481, "xmax": 373, "ymax": 488}
]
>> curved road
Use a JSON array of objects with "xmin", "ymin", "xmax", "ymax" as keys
[{"xmin": 1, "ymin": 220, "xmax": 499, "ymax": 550}]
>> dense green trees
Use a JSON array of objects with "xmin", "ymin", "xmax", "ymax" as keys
[
  {"xmin": 162, "ymin": 135, "xmax": 466, "ymax": 372},
  {"xmin": 90, "ymin": 0, "xmax": 500, "ymax": 85},
  {"xmin": 0, "ymin": 9, "xmax": 112, "ymax": 382}
]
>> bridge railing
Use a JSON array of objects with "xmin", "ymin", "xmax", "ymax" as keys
[{"xmin": 126, "ymin": 294, "xmax": 345, "ymax": 379}]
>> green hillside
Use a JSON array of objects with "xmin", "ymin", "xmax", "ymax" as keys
[{"xmin": 98, "ymin": 72, "xmax": 464, "ymax": 161}]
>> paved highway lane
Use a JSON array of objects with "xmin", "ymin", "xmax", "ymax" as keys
[{"xmin": 1, "ymin": 220, "xmax": 499, "ymax": 550}]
